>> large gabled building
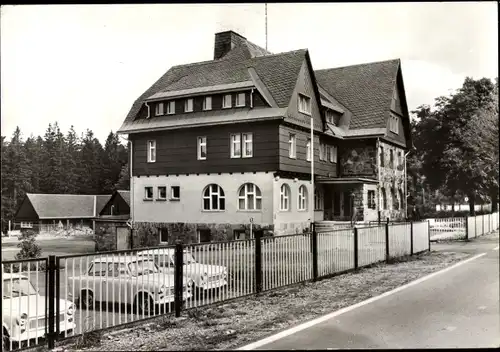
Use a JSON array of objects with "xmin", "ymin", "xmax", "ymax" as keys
[{"xmin": 117, "ymin": 30, "xmax": 412, "ymax": 245}]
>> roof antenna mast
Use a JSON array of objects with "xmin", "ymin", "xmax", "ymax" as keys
[{"xmin": 265, "ymin": 3, "xmax": 268, "ymax": 52}]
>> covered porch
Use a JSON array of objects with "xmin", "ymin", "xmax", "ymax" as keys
[{"xmin": 315, "ymin": 177, "xmax": 379, "ymax": 222}]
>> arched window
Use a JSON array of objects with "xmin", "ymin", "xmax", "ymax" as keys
[
  {"xmin": 298, "ymin": 185, "xmax": 308, "ymax": 211},
  {"xmin": 280, "ymin": 184, "xmax": 291, "ymax": 211},
  {"xmin": 314, "ymin": 186, "xmax": 324, "ymax": 210},
  {"xmin": 238, "ymin": 183, "xmax": 262, "ymax": 210},
  {"xmin": 202, "ymin": 184, "xmax": 225, "ymax": 211},
  {"xmin": 381, "ymin": 188, "xmax": 387, "ymax": 210}
]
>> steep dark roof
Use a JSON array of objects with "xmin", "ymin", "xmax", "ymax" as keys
[
  {"xmin": 23, "ymin": 194, "xmax": 111, "ymax": 219},
  {"xmin": 117, "ymin": 190, "xmax": 130, "ymax": 207},
  {"xmin": 96, "ymin": 195, "xmax": 112, "ymax": 215},
  {"xmin": 120, "ymin": 45, "xmax": 306, "ymax": 130},
  {"xmin": 315, "ymin": 59, "xmax": 400, "ymax": 129}
]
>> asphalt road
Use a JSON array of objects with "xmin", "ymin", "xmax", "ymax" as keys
[{"xmin": 253, "ymin": 236, "xmax": 500, "ymax": 349}]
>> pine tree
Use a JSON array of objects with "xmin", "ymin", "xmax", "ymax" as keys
[{"xmin": 64, "ymin": 125, "xmax": 80, "ymax": 194}]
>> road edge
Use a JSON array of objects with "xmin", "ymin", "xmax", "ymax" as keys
[{"xmin": 237, "ymin": 252, "xmax": 487, "ymax": 350}]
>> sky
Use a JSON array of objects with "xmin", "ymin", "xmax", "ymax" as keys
[{"xmin": 1, "ymin": 3, "xmax": 498, "ymax": 143}]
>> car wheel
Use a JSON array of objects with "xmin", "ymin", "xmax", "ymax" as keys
[
  {"xmin": 2, "ymin": 333, "xmax": 11, "ymax": 352},
  {"xmin": 80, "ymin": 291, "xmax": 94, "ymax": 310},
  {"xmin": 134, "ymin": 294, "xmax": 154, "ymax": 315}
]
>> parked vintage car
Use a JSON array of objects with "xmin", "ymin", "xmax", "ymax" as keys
[
  {"xmin": 67, "ymin": 256, "xmax": 193, "ymax": 314},
  {"xmin": 137, "ymin": 248, "xmax": 228, "ymax": 294},
  {"xmin": 2, "ymin": 273, "xmax": 76, "ymax": 350}
]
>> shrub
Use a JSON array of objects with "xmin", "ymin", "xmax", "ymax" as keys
[{"xmin": 15, "ymin": 230, "xmax": 42, "ymax": 260}]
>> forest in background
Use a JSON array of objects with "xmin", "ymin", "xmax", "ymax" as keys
[{"xmin": 1, "ymin": 123, "xmax": 130, "ymax": 229}]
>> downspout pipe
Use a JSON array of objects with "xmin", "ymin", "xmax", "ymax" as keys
[{"xmin": 376, "ymin": 137, "xmax": 381, "ymax": 221}]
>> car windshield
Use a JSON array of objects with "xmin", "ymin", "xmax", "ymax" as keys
[
  {"xmin": 3, "ymin": 278, "xmax": 37, "ymax": 298},
  {"xmin": 127, "ymin": 260, "xmax": 160, "ymax": 276},
  {"xmin": 182, "ymin": 252, "xmax": 197, "ymax": 264}
]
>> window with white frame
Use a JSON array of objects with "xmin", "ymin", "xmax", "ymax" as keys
[
  {"xmin": 319, "ymin": 143, "xmax": 325, "ymax": 161},
  {"xmin": 159, "ymin": 228, "xmax": 169, "ymax": 244},
  {"xmin": 298, "ymin": 185, "xmax": 308, "ymax": 211},
  {"xmin": 390, "ymin": 113, "xmax": 399, "ymax": 134},
  {"xmin": 184, "ymin": 98, "xmax": 193, "ymax": 112},
  {"xmin": 306, "ymin": 139, "xmax": 311, "ymax": 161},
  {"xmin": 203, "ymin": 96, "xmax": 212, "ymax": 111},
  {"xmin": 368, "ymin": 190, "xmax": 376, "ymax": 209},
  {"xmin": 223, "ymin": 94, "xmax": 232, "ymax": 108},
  {"xmin": 238, "ymin": 183, "xmax": 262, "ymax": 210},
  {"xmin": 330, "ymin": 145, "xmax": 337, "ymax": 163},
  {"xmin": 197, "ymin": 136, "xmax": 207, "ymax": 160},
  {"xmin": 280, "ymin": 184, "xmax": 291, "ymax": 211},
  {"xmin": 230, "ymin": 133, "xmax": 241, "ymax": 158},
  {"xmin": 288, "ymin": 134, "xmax": 296, "ymax": 158},
  {"xmin": 326, "ymin": 144, "xmax": 331, "ymax": 162},
  {"xmin": 171, "ymin": 186, "xmax": 180, "ymax": 200},
  {"xmin": 325, "ymin": 110, "xmax": 335, "ymax": 124},
  {"xmin": 147, "ymin": 140, "xmax": 156, "ymax": 163},
  {"xmin": 202, "ymin": 184, "xmax": 225, "ymax": 211},
  {"xmin": 21, "ymin": 222, "xmax": 33, "ymax": 229},
  {"xmin": 298, "ymin": 94, "xmax": 311, "ymax": 115},
  {"xmin": 236, "ymin": 92, "xmax": 246, "ymax": 107},
  {"xmin": 157, "ymin": 186, "xmax": 167, "ymax": 200},
  {"xmin": 314, "ymin": 186, "xmax": 323, "ymax": 210},
  {"xmin": 242, "ymin": 133, "xmax": 253, "ymax": 158},
  {"xmin": 166, "ymin": 101, "xmax": 175, "ymax": 115},
  {"xmin": 144, "ymin": 187, "xmax": 153, "ymax": 200},
  {"xmin": 155, "ymin": 103, "xmax": 164, "ymax": 116}
]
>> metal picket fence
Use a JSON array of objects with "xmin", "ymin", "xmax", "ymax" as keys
[
  {"xmin": 428, "ymin": 211, "xmax": 499, "ymax": 242},
  {"xmin": 2, "ymin": 221, "xmax": 433, "ymax": 351}
]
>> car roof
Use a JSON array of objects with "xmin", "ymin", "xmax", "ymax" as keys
[
  {"xmin": 2, "ymin": 273, "xmax": 28, "ymax": 280},
  {"xmin": 90, "ymin": 255, "xmax": 155, "ymax": 264},
  {"xmin": 137, "ymin": 248, "xmax": 175, "ymax": 255}
]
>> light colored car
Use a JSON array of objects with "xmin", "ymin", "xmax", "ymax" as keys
[
  {"xmin": 137, "ymin": 249, "xmax": 228, "ymax": 294},
  {"xmin": 67, "ymin": 256, "xmax": 193, "ymax": 314},
  {"xmin": 2, "ymin": 273, "xmax": 76, "ymax": 350}
]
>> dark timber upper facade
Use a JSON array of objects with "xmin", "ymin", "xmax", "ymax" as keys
[{"xmin": 118, "ymin": 30, "xmax": 412, "ymax": 243}]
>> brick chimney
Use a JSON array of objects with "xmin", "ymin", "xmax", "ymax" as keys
[{"xmin": 213, "ymin": 30, "xmax": 247, "ymax": 60}]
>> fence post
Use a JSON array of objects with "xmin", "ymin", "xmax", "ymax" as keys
[
  {"xmin": 428, "ymin": 220, "xmax": 431, "ymax": 251},
  {"xmin": 465, "ymin": 216, "xmax": 469, "ymax": 241},
  {"xmin": 474, "ymin": 214, "xmax": 477, "ymax": 238},
  {"xmin": 385, "ymin": 221, "xmax": 389, "ymax": 261},
  {"xmin": 174, "ymin": 240, "xmax": 184, "ymax": 318},
  {"xmin": 410, "ymin": 220, "xmax": 413, "ymax": 255},
  {"xmin": 354, "ymin": 227, "xmax": 359, "ymax": 269},
  {"xmin": 255, "ymin": 231, "xmax": 262, "ymax": 294},
  {"xmin": 312, "ymin": 224, "xmax": 318, "ymax": 281},
  {"xmin": 47, "ymin": 255, "xmax": 57, "ymax": 350},
  {"xmin": 482, "ymin": 213, "xmax": 485, "ymax": 236}
]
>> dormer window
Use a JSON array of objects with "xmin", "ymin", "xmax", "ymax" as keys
[
  {"xmin": 325, "ymin": 110, "xmax": 335, "ymax": 124},
  {"xmin": 298, "ymin": 94, "xmax": 311, "ymax": 115},
  {"xmin": 166, "ymin": 101, "xmax": 175, "ymax": 115},
  {"xmin": 155, "ymin": 103, "xmax": 164, "ymax": 116},
  {"xmin": 236, "ymin": 93, "xmax": 246, "ymax": 107},
  {"xmin": 203, "ymin": 96, "xmax": 212, "ymax": 111},
  {"xmin": 223, "ymin": 94, "xmax": 232, "ymax": 108},
  {"xmin": 184, "ymin": 98, "xmax": 193, "ymax": 113}
]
